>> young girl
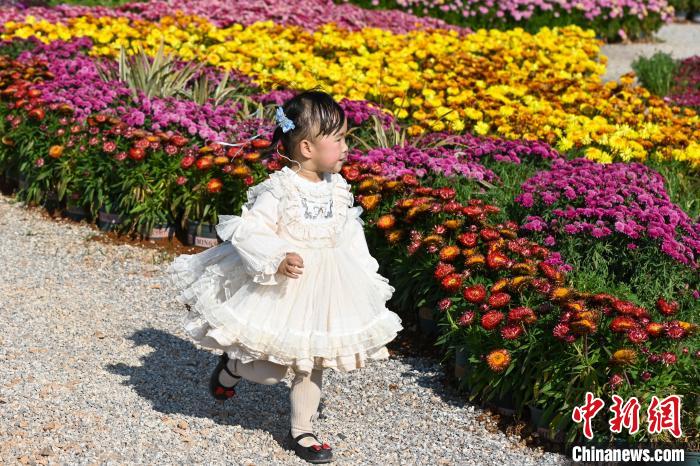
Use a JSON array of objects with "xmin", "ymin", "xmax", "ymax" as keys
[{"xmin": 166, "ymin": 89, "xmax": 403, "ymax": 463}]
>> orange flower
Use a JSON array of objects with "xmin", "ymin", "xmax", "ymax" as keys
[
  {"xmin": 491, "ymin": 278, "xmax": 510, "ymax": 293},
  {"xmin": 486, "ymin": 349, "xmax": 511, "ymax": 373},
  {"xmin": 610, "ymin": 349, "xmax": 637, "ymax": 366},
  {"xmin": 439, "ymin": 245, "xmax": 461, "ymax": 262},
  {"xmin": 443, "ymin": 218, "xmax": 464, "ymax": 230},
  {"xmin": 465, "ymin": 254, "xmax": 485, "ymax": 268},
  {"xmin": 386, "ymin": 229, "xmax": 404, "ymax": 244},
  {"xmin": 376, "ymin": 214, "xmax": 396, "ymax": 230},
  {"xmin": 508, "ymin": 276, "xmax": 531, "ymax": 292},
  {"xmin": 645, "ymin": 322, "xmax": 664, "ymax": 337},
  {"xmin": 48, "ymin": 145, "xmax": 64, "ymax": 159},
  {"xmin": 358, "ymin": 194, "xmax": 382, "ymax": 211},
  {"xmin": 231, "ymin": 165, "xmax": 251, "ymax": 178},
  {"xmin": 511, "ymin": 263, "xmax": 536, "ymax": 275},
  {"xmin": 550, "ymin": 287, "xmax": 572, "ymax": 301},
  {"xmin": 358, "ymin": 178, "xmax": 380, "ymax": 193},
  {"xmin": 570, "ymin": 319, "xmax": 598, "ymax": 335},
  {"xmin": 422, "ymin": 234, "xmax": 445, "ymax": 247},
  {"xmin": 207, "ymin": 178, "xmax": 223, "ymax": 193}
]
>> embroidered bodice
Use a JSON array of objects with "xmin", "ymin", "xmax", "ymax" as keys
[{"xmin": 217, "ymin": 165, "xmax": 364, "ymax": 250}]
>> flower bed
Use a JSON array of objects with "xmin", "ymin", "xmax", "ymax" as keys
[
  {"xmin": 336, "ymin": 0, "xmax": 675, "ymax": 42},
  {"xmin": 666, "ymin": 56, "xmax": 700, "ymax": 109},
  {"xmin": 2, "ymin": 16, "xmax": 700, "ymax": 168}
]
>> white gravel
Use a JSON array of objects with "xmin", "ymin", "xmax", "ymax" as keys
[{"xmin": 0, "ymin": 193, "xmax": 571, "ymax": 465}]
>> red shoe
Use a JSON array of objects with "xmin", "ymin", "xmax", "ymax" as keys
[{"xmin": 209, "ymin": 353, "xmax": 241, "ymax": 401}]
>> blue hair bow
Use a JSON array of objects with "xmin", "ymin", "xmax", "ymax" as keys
[{"xmin": 275, "ymin": 106, "xmax": 295, "ymax": 133}]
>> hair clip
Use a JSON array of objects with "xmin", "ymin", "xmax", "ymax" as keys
[{"xmin": 275, "ymin": 107, "xmax": 295, "ymax": 133}]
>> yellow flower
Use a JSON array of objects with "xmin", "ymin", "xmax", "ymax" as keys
[
  {"xmin": 2, "ymin": 15, "xmax": 696, "ymax": 168},
  {"xmin": 474, "ymin": 121, "xmax": 490, "ymax": 135}
]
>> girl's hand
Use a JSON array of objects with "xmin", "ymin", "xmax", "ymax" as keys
[{"xmin": 278, "ymin": 252, "xmax": 304, "ymax": 278}]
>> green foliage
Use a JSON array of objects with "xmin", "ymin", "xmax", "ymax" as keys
[
  {"xmin": 632, "ymin": 52, "xmax": 681, "ymax": 97},
  {"xmin": 95, "ymin": 41, "xmax": 206, "ymax": 101}
]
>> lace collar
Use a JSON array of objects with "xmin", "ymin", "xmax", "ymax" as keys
[{"xmin": 281, "ymin": 166, "xmax": 333, "ymax": 192}]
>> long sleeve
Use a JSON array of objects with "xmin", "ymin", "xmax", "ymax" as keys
[
  {"xmin": 215, "ymin": 189, "xmax": 296, "ymax": 285},
  {"xmin": 342, "ymin": 206, "xmax": 395, "ymax": 301}
]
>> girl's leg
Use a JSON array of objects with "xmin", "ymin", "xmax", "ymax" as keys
[
  {"xmin": 289, "ymin": 368, "xmax": 324, "ymax": 447},
  {"xmin": 219, "ymin": 357, "xmax": 288, "ymax": 385}
]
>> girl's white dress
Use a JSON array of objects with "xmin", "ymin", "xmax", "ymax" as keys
[{"xmin": 166, "ymin": 166, "xmax": 403, "ymax": 375}]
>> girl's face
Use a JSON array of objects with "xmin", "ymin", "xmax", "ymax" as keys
[{"xmin": 307, "ymin": 119, "xmax": 348, "ymax": 174}]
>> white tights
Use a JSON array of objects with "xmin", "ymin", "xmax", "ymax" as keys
[{"xmin": 222, "ymin": 357, "xmax": 324, "ymax": 447}]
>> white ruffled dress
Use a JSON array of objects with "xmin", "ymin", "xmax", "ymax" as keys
[{"xmin": 166, "ymin": 166, "xmax": 404, "ymax": 375}]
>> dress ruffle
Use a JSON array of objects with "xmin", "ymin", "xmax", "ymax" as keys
[{"xmin": 166, "ymin": 167, "xmax": 403, "ymax": 375}]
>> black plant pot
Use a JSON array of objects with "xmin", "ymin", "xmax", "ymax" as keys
[
  {"xmin": 417, "ymin": 305, "xmax": 439, "ymax": 339},
  {"xmin": 186, "ymin": 220, "xmax": 222, "ymax": 248},
  {"xmin": 41, "ymin": 190, "xmax": 61, "ymax": 214},
  {"xmin": 0, "ymin": 173, "xmax": 16, "ymax": 193},
  {"xmin": 143, "ymin": 223, "xmax": 177, "ymax": 241},
  {"xmin": 63, "ymin": 204, "xmax": 88, "ymax": 222},
  {"xmin": 97, "ymin": 208, "xmax": 124, "ymax": 232},
  {"xmin": 528, "ymin": 405, "xmax": 544, "ymax": 430},
  {"xmin": 454, "ymin": 346, "xmax": 469, "ymax": 380},
  {"xmin": 493, "ymin": 391, "xmax": 516, "ymax": 417},
  {"xmin": 18, "ymin": 173, "xmax": 28, "ymax": 191}
]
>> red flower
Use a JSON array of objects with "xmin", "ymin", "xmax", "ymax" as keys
[
  {"xmin": 463, "ymin": 284, "xmax": 487, "ymax": 304},
  {"xmin": 180, "ymin": 155, "xmax": 195, "ymax": 169},
  {"xmin": 462, "ymin": 205, "xmax": 483, "ymax": 217},
  {"xmin": 457, "ymin": 311, "xmax": 475, "ymax": 327},
  {"xmin": 481, "ymin": 310, "xmax": 504, "ymax": 331},
  {"xmin": 480, "ymin": 228, "xmax": 500, "ymax": 242},
  {"xmin": 440, "ymin": 273, "xmax": 463, "ymax": 294},
  {"xmin": 487, "ymin": 292, "xmax": 511, "ymax": 309},
  {"xmin": 486, "ymin": 251, "xmax": 511, "ymax": 270},
  {"xmin": 661, "ymin": 352, "xmax": 677, "ymax": 365},
  {"xmin": 500, "ymin": 325, "xmax": 523, "ymax": 340},
  {"xmin": 608, "ymin": 373, "xmax": 624, "ymax": 390},
  {"xmin": 665, "ymin": 325, "xmax": 685, "ymax": 340},
  {"xmin": 457, "ymin": 232, "xmax": 478, "ymax": 248},
  {"xmin": 433, "ymin": 262, "xmax": 456, "ymax": 280},
  {"xmin": 508, "ymin": 306, "xmax": 537, "ymax": 324},
  {"xmin": 656, "ymin": 297, "xmax": 679, "ymax": 316},
  {"xmin": 612, "ymin": 300, "xmax": 638, "ymax": 316},
  {"xmin": 610, "ymin": 316, "xmax": 638, "ymax": 333},
  {"xmin": 627, "ymin": 328, "xmax": 648, "ymax": 344},
  {"xmin": 553, "ymin": 323, "xmax": 571, "ymax": 341},
  {"xmin": 538, "ymin": 262, "xmax": 561, "ymax": 282},
  {"xmin": 436, "ymin": 187, "xmax": 456, "ymax": 200},
  {"xmin": 437, "ymin": 298, "xmax": 452, "ymax": 312}
]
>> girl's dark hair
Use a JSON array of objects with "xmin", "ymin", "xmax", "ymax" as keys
[{"xmin": 260, "ymin": 86, "xmax": 346, "ymax": 166}]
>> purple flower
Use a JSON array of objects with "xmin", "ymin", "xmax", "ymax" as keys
[{"xmin": 516, "ymin": 157, "xmax": 700, "ymax": 268}]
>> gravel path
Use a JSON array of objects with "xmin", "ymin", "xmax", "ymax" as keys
[
  {"xmin": 0, "ymin": 193, "xmax": 571, "ymax": 465},
  {"xmin": 601, "ymin": 23, "xmax": 700, "ymax": 82}
]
